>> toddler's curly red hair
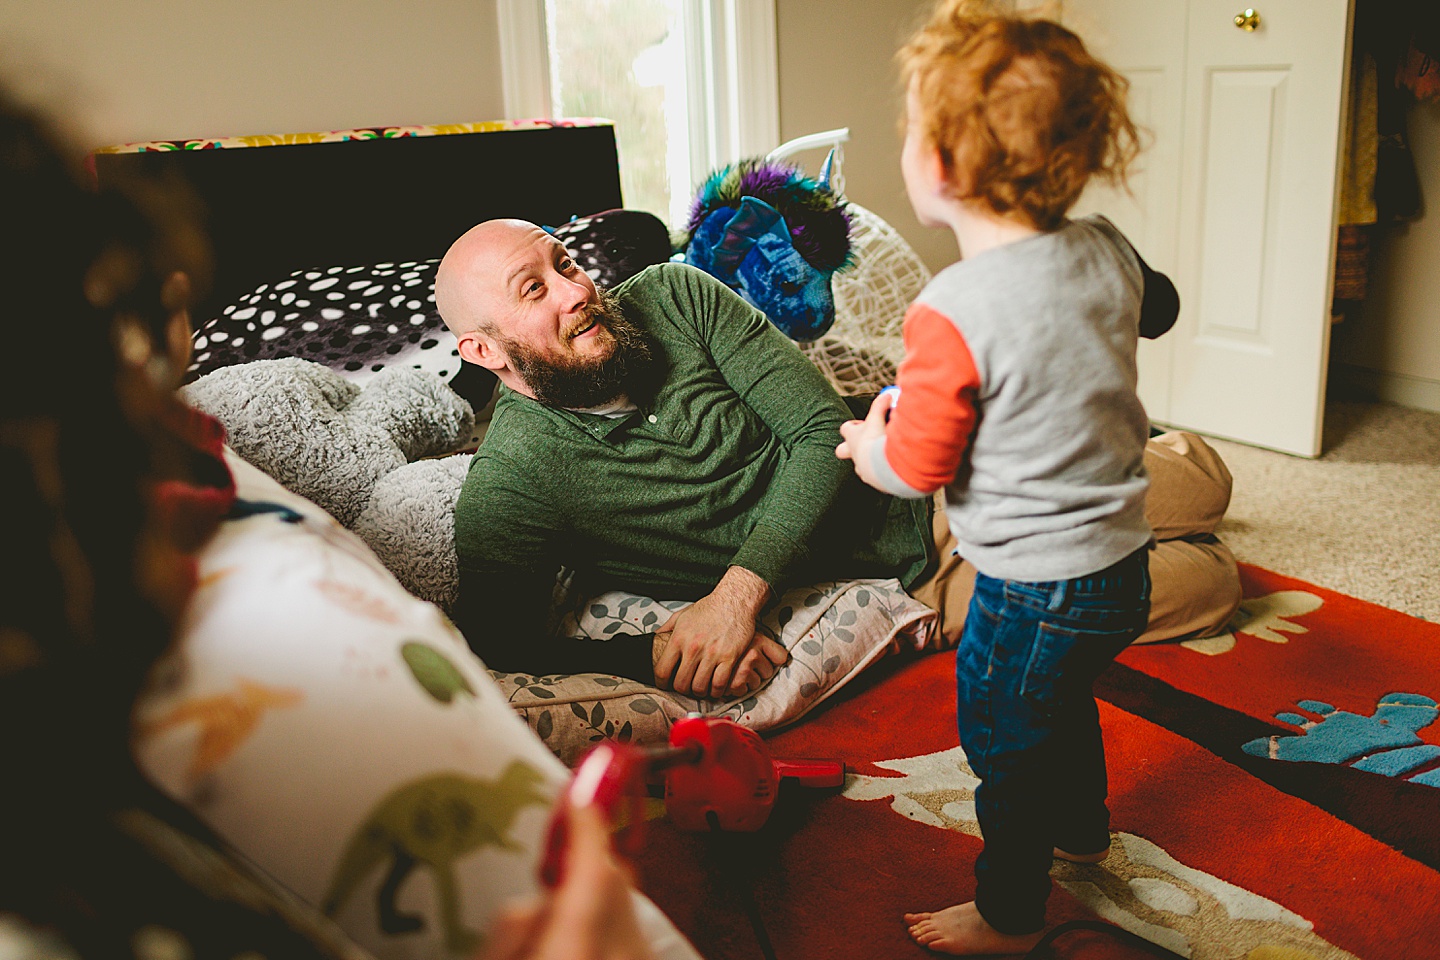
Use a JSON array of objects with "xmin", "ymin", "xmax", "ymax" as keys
[{"xmin": 899, "ymin": 0, "xmax": 1139, "ymax": 230}]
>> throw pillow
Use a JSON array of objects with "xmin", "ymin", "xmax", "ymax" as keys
[
  {"xmin": 492, "ymin": 579, "xmax": 936, "ymax": 765},
  {"xmin": 133, "ymin": 451, "xmax": 701, "ymax": 960}
]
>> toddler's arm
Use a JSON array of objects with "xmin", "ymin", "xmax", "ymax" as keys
[
  {"xmin": 835, "ymin": 388, "xmax": 895, "ymax": 491},
  {"xmin": 837, "ymin": 304, "xmax": 980, "ymax": 498}
]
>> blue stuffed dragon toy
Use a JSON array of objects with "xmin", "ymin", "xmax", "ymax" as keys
[{"xmin": 677, "ymin": 157, "xmax": 852, "ymax": 341}]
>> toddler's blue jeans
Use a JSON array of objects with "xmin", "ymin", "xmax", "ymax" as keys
[{"xmin": 956, "ymin": 546, "xmax": 1150, "ymax": 935}]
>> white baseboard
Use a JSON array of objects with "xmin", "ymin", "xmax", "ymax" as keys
[{"xmin": 1330, "ymin": 363, "xmax": 1440, "ymax": 413}]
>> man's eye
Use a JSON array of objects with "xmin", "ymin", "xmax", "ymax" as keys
[
  {"xmin": 558, "ymin": 257, "xmax": 576, "ymax": 271},
  {"xmin": 524, "ymin": 281, "xmax": 543, "ymax": 296}
]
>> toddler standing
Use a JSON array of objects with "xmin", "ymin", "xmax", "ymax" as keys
[{"xmin": 837, "ymin": 2, "xmax": 1170, "ymax": 953}]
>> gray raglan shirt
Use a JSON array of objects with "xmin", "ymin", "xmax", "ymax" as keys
[{"xmin": 867, "ymin": 215, "xmax": 1153, "ymax": 582}]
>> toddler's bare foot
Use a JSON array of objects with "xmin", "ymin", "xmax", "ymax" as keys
[
  {"xmin": 1054, "ymin": 843, "xmax": 1109, "ymax": 863},
  {"xmin": 904, "ymin": 902, "xmax": 1042, "ymax": 956}
]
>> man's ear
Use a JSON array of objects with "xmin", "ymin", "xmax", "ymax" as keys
[{"xmin": 456, "ymin": 330, "xmax": 507, "ymax": 372}]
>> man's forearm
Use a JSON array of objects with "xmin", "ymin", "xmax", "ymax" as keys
[
  {"xmin": 712, "ymin": 564, "xmax": 771, "ymax": 618},
  {"xmin": 688, "ymin": 265, "xmax": 856, "ymax": 588}
]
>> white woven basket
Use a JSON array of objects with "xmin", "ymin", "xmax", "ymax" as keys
[{"xmin": 801, "ymin": 203, "xmax": 932, "ymax": 395}]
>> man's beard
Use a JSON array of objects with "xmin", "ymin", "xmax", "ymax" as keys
[{"xmin": 499, "ymin": 289, "xmax": 661, "ymax": 410}]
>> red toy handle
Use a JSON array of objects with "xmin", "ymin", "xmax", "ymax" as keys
[{"xmin": 772, "ymin": 757, "xmax": 846, "ymax": 788}]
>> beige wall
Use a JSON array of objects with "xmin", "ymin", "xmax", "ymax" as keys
[
  {"xmin": 1, "ymin": 0, "xmax": 956, "ymax": 273},
  {"xmin": 0, "ymin": 0, "xmax": 504, "ymax": 150},
  {"xmin": 18, "ymin": 0, "xmax": 1431, "ymax": 410},
  {"xmin": 1330, "ymin": 98, "xmax": 1440, "ymax": 413},
  {"xmin": 5, "ymin": 0, "xmax": 953, "ymax": 264},
  {"xmin": 775, "ymin": 0, "xmax": 958, "ymax": 276}
]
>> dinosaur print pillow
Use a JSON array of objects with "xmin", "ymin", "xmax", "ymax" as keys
[{"xmin": 133, "ymin": 451, "xmax": 701, "ymax": 960}]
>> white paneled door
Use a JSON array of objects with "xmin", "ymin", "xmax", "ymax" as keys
[{"xmin": 1068, "ymin": 0, "xmax": 1354, "ymax": 456}]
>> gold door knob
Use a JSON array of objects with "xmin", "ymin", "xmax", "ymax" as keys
[{"xmin": 1234, "ymin": 8, "xmax": 1260, "ymax": 31}]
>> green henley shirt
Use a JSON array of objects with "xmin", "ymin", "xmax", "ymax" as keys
[{"xmin": 452, "ymin": 263, "xmax": 932, "ymax": 674}]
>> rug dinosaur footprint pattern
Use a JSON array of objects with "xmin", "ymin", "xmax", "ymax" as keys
[
  {"xmin": 322, "ymin": 761, "xmax": 550, "ymax": 954},
  {"xmin": 1181, "ymin": 590, "xmax": 1324, "ymax": 656},
  {"xmin": 1243, "ymin": 693, "xmax": 1440, "ymax": 788},
  {"xmin": 844, "ymin": 746, "xmax": 1357, "ymax": 960}
]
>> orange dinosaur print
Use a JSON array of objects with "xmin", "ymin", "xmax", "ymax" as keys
[
  {"xmin": 195, "ymin": 565, "xmax": 237, "ymax": 591},
  {"xmin": 314, "ymin": 579, "xmax": 402, "ymax": 623},
  {"xmin": 140, "ymin": 678, "xmax": 304, "ymax": 779}
]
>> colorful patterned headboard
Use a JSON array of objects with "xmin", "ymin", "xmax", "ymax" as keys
[{"xmin": 92, "ymin": 119, "xmax": 625, "ymax": 403}]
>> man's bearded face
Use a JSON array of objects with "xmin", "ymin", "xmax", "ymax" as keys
[{"xmin": 495, "ymin": 288, "xmax": 660, "ymax": 409}]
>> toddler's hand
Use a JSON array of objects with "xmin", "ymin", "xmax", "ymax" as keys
[{"xmin": 835, "ymin": 389, "xmax": 895, "ymax": 490}]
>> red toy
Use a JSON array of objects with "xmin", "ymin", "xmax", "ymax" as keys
[
  {"xmin": 664, "ymin": 715, "xmax": 845, "ymax": 830},
  {"xmin": 541, "ymin": 716, "xmax": 845, "ymax": 886}
]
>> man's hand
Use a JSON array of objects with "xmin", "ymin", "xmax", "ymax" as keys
[
  {"xmin": 835, "ymin": 388, "xmax": 894, "ymax": 491},
  {"xmin": 652, "ymin": 566, "xmax": 789, "ymax": 699}
]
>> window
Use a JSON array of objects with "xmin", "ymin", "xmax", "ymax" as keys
[{"xmin": 497, "ymin": 0, "xmax": 778, "ymax": 228}]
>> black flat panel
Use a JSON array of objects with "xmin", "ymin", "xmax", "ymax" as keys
[{"xmin": 94, "ymin": 125, "xmax": 624, "ymax": 324}]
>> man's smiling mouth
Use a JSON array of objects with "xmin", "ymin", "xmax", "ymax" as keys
[{"xmin": 569, "ymin": 318, "xmax": 598, "ymax": 340}]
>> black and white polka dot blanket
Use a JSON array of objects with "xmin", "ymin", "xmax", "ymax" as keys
[{"xmin": 190, "ymin": 260, "xmax": 458, "ymax": 386}]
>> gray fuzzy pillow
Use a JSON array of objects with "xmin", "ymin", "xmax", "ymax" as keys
[
  {"xmin": 181, "ymin": 358, "xmax": 473, "ymax": 528},
  {"xmin": 355, "ymin": 455, "xmax": 471, "ymax": 608}
]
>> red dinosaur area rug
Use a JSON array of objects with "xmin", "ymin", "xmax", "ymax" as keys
[{"xmin": 632, "ymin": 565, "xmax": 1440, "ymax": 960}]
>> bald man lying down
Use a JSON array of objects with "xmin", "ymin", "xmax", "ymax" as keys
[{"xmin": 434, "ymin": 218, "xmax": 1241, "ymax": 700}]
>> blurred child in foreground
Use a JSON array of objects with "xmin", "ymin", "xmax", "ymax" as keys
[{"xmin": 0, "ymin": 89, "xmax": 654, "ymax": 960}]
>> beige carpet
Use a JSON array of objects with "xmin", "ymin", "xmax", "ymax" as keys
[{"xmin": 1200, "ymin": 400, "xmax": 1440, "ymax": 623}]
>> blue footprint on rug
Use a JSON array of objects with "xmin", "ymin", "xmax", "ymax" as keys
[{"xmin": 1242, "ymin": 692, "xmax": 1440, "ymax": 787}]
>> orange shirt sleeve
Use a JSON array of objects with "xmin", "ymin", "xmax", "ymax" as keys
[{"xmin": 884, "ymin": 303, "xmax": 981, "ymax": 494}]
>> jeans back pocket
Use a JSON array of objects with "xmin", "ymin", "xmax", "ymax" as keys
[{"xmin": 1019, "ymin": 617, "xmax": 1144, "ymax": 715}]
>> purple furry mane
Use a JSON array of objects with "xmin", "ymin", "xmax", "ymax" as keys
[
  {"xmin": 738, "ymin": 165, "xmax": 793, "ymax": 200},
  {"xmin": 681, "ymin": 158, "xmax": 853, "ymax": 272}
]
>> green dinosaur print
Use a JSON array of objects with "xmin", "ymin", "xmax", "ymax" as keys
[
  {"xmin": 322, "ymin": 762, "xmax": 551, "ymax": 953},
  {"xmin": 401, "ymin": 641, "xmax": 476, "ymax": 704}
]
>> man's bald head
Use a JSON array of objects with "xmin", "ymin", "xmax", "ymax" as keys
[
  {"xmin": 434, "ymin": 217, "xmax": 549, "ymax": 337},
  {"xmin": 432, "ymin": 217, "xmax": 657, "ymax": 408}
]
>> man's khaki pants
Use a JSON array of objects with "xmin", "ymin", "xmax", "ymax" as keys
[{"xmin": 909, "ymin": 431, "xmax": 1242, "ymax": 648}]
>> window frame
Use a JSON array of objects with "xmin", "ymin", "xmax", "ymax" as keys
[{"xmin": 496, "ymin": 0, "xmax": 779, "ymax": 193}]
